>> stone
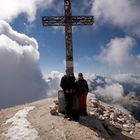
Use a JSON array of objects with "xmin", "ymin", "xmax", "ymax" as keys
[
  {"xmin": 110, "ymin": 113, "xmax": 115, "ymax": 120},
  {"xmin": 123, "ymin": 124, "xmax": 129, "ymax": 128},
  {"xmin": 129, "ymin": 131, "xmax": 133, "ymax": 135},
  {"xmin": 91, "ymin": 101, "xmax": 99, "ymax": 108},
  {"xmin": 135, "ymin": 123, "xmax": 140, "ymax": 128},
  {"xmin": 117, "ymin": 117, "xmax": 125, "ymax": 122},
  {"xmin": 58, "ymin": 90, "xmax": 65, "ymax": 113},
  {"xmin": 53, "ymin": 100, "xmax": 59, "ymax": 105},
  {"xmin": 97, "ymin": 108, "xmax": 104, "ymax": 115},
  {"xmin": 89, "ymin": 111, "xmax": 95, "ymax": 116},
  {"xmin": 126, "ymin": 120, "xmax": 130, "ymax": 124},
  {"xmin": 49, "ymin": 105, "xmax": 58, "ymax": 115}
]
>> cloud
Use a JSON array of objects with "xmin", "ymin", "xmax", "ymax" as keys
[
  {"xmin": 97, "ymin": 36, "xmax": 135, "ymax": 66},
  {"xmin": 0, "ymin": 20, "xmax": 47, "ymax": 108},
  {"xmin": 111, "ymin": 73, "xmax": 140, "ymax": 85},
  {"xmin": 0, "ymin": 20, "xmax": 38, "ymax": 50},
  {"xmin": 88, "ymin": 73, "xmax": 140, "ymax": 102},
  {"xmin": 94, "ymin": 83, "xmax": 124, "ymax": 101},
  {"xmin": 92, "ymin": 0, "xmax": 140, "ymax": 36},
  {"xmin": 0, "ymin": 0, "xmax": 54, "ymax": 22},
  {"xmin": 45, "ymin": 71, "xmax": 63, "ymax": 97},
  {"xmin": 97, "ymin": 36, "xmax": 140, "ymax": 73}
]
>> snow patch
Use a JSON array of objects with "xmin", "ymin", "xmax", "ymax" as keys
[{"xmin": 5, "ymin": 106, "xmax": 39, "ymax": 140}]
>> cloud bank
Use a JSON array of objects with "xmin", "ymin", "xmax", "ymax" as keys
[
  {"xmin": 45, "ymin": 71, "xmax": 63, "ymax": 97},
  {"xmin": 98, "ymin": 36, "xmax": 135, "ymax": 66},
  {"xmin": 0, "ymin": 0, "xmax": 54, "ymax": 22},
  {"xmin": 0, "ymin": 20, "xmax": 47, "ymax": 108},
  {"xmin": 112, "ymin": 73, "xmax": 140, "ymax": 85},
  {"xmin": 97, "ymin": 36, "xmax": 140, "ymax": 73},
  {"xmin": 94, "ymin": 84, "xmax": 124, "ymax": 102},
  {"xmin": 92, "ymin": 0, "xmax": 140, "ymax": 36}
]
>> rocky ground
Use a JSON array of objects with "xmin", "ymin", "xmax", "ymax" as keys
[{"xmin": 0, "ymin": 94, "xmax": 140, "ymax": 140}]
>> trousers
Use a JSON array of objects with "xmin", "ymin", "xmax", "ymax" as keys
[
  {"xmin": 64, "ymin": 93, "xmax": 74, "ymax": 117},
  {"xmin": 79, "ymin": 92, "xmax": 87, "ymax": 115}
]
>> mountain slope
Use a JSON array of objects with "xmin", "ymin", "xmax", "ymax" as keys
[{"xmin": 0, "ymin": 95, "xmax": 140, "ymax": 140}]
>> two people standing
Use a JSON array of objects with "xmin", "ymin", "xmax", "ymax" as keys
[{"xmin": 60, "ymin": 69, "xmax": 89, "ymax": 121}]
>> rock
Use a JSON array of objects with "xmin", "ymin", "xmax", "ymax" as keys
[
  {"xmin": 91, "ymin": 100, "xmax": 99, "ymax": 108},
  {"xmin": 89, "ymin": 111, "xmax": 95, "ymax": 116},
  {"xmin": 117, "ymin": 117, "xmax": 125, "ymax": 123},
  {"xmin": 123, "ymin": 124, "xmax": 129, "ymax": 128},
  {"xmin": 88, "ymin": 95, "xmax": 139, "ymax": 139},
  {"xmin": 103, "ymin": 113, "xmax": 109, "ymax": 118},
  {"xmin": 50, "ymin": 109, "xmax": 58, "ymax": 115},
  {"xmin": 53, "ymin": 100, "xmax": 59, "ymax": 105},
  {"xmin": 49, "ymin": 105, "xmax": 58, "ymax": 115},
  {"xmin": 110, "ymin": 113, "xmax": 117, "ymax": 120},
  {"xmin": 130, "ymin": 131, "xmax": 133, "ymax": 135},
  {"xmin": 109, "ymin": 109, "xmax": 114, "ymax": 113},
  {"xmin": 99, "ymin": 115, "xmax": 103, "ymax": 120},
  {"xmin": 135, "ymin": 123, "xmax": 140, "ymax": 128},
  {"xmin": 126, "ymin": 120, "xmax": 130, "ymax": 124},
  {"xmin": 101, "ymin": 116, "xmax": 105, "ymax": 120},
  {"xmin": 96, "ymin": 108, "xmax": 104, "ymax": 115},
  {"xmin": 103, "ymin": 110, "xmax": 111, "ymax": 119}
]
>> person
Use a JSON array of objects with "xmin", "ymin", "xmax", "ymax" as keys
[
  {"xmin": 60, "ymin": 68, "xmax": 76, "ymax": 120},
  {"xmin": 76, "ymin": 73, "xmax": 89, "ymax": 116}
]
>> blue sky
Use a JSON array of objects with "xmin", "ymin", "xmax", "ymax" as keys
[{"xmin": 1, "ymin": 0, "xmax": 140, "ymax": 76}]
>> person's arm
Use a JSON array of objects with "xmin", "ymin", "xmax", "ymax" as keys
[
  {"xmin": 85, "ymin": 80, "xmax": 89, "ymax": 93},
  {"xmin": 60, "ymin": 76, "xmax": 65, "ymax": 89},
  {"xmin": 75, "ymin": 81, "xmax": 80, "ymax": 96}
]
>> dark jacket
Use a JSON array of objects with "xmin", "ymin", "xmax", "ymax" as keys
[
  {"xmin": 60, "ymin": 75, "xmax": 76, "ymax": 93},
  {"xmin": 76, "ymin": 78, "xmax": 89, "ymax": 94}
]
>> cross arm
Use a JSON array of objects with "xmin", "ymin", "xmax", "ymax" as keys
[
  {"xmin": 72, "ymin": 16, "xmax": 94, "ymax": 26},
  {"xmin": 42, "ymin": 16, "xmax": 65, "ymax": 26},
  {"xmin": 42, "ymin": 16, "xmax": 94, "ymax": 26}
]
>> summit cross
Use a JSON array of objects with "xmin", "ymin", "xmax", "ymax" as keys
[{"xmin": 42, "ymin": 0, "xmax": 94, "ymax": 75}]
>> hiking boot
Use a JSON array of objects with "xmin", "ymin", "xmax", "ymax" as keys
[
  {"xmin": 64, "ymin": 115, "xmax": 69, "ymax": 118},
  {"xmin": 67, "ymin": 117, "xmax": 73, "ymax": 121}
]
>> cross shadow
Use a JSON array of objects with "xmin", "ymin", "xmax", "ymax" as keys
[{"xmin": 79, "ymin": 114, "xmax": 135, "ymax": 140}]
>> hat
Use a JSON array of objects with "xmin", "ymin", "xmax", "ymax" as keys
[{"xmin": 78, "ymin": 73, "xmax": 83, "ymax": 77}]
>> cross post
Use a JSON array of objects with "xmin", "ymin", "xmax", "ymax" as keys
[{"xmin": 42, "ymin": 0, "xmax": 94, "ymax": 75}]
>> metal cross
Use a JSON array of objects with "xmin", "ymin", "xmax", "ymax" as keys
[{"xmin": 42, "ymin": 0, "xmax": 94, "ymax": 75}]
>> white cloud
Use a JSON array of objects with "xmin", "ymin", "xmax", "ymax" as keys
[
  {"xmin": 94, "ymin": 83, "xmax": 124, "ymax": 101},
  {"xmin": 97, "ymin": 36, "xmax": 140, "ymax": 72},
  {"xmin": 92, "ymin": 0, "xmax": 140, "ymax": 36},
  {"xmin": 98, "ymin": 36, "xmax": 135, "ymax": 66},
  {"xmin": 0, "ymin": 20, "xmax": 38, "ymax": 49},
  {"xmin": 111, "ymin": 73, "xmax": 140, "ymax": 85},
  {"xmin": 0, "ymin": 0, "xmax": 54, "ymax": 22},
  {"xmin": 0, "ymin": 20, "xmax": 47, "ymax": 108},
  {"xmin": 45, "ymin": 71, "xmax": 63, "ymax": 97}
]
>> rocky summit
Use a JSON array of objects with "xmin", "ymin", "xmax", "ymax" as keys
[{"xmin": 0, "ymin": 95, "xmax": 140, "ymax": 140}]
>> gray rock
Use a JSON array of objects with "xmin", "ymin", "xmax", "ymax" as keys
[
  {"xmin": 49, "ymin": 105, "xmax": 58, "ymax": 115},
  {"xmin": 135, "ymin": 123, "xmax": 140, "ymax": 128}
]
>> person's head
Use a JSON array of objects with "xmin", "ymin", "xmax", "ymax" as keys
[{"xmin": 78, "ymin": 73, "xmax": 83, "ymax": 80}]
